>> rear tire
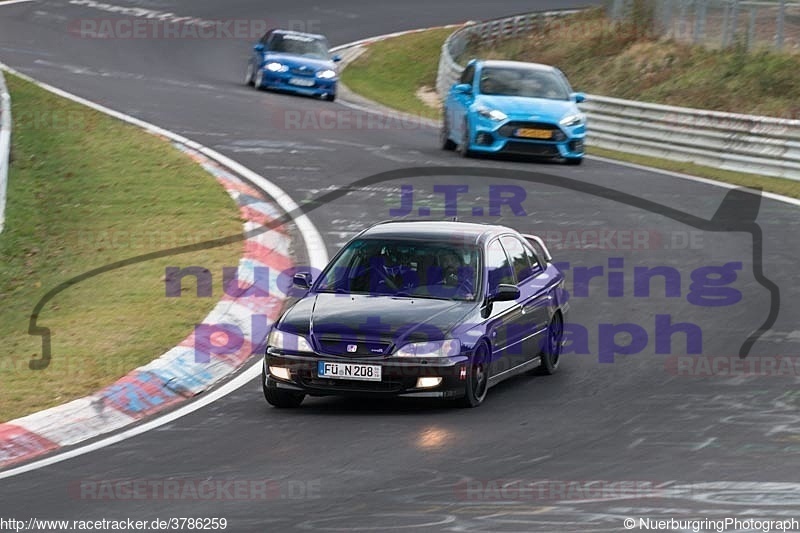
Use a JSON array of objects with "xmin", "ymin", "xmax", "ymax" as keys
[
  {"xmin": 262, "ymin": 366, "xmax": 305, "ymax": 408},
  {"xmin": 459, "ymin": 342, "xmax": 489, "ymax": 407}
]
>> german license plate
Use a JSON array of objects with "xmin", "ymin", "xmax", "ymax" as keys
[
  {"xmin": 289, "ymin": 77, "xmax": 315, "ymax": 87},
  {"xmin": 515, "ymin": 128, "xmax": 552, "ymax": 139},
  {"xmin": 317, "ymin": 361, "xmax": 382, "ymax": 381}
]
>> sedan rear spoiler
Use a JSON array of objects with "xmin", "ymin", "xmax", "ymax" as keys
[{"xmin": 521, "ymin": 234, "xmax": 553, "ymax": 263}]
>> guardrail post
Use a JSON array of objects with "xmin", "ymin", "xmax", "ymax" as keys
[
  {"xmin": 678, "ymin": 0, "xmax": 689, "ymax": 40},
  {"xmin": 694, "ymin": 0, "xmax": 708, "ymax": 44},
  {"xmin": 0, "ymin": 70, "xmax": 11, "ymax": 235},
  {"xmin": 747, "ymin": 5, "xmax": 757, "ymax": 50},
  {"xmin": 776, "ymin": 0, "xmax": 786, "ymax": 50},
  {"xmin": 728, "ymin": 0, "xmax": 740, "ymax": 48}
]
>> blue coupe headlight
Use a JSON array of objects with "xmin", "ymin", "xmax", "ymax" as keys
[
  {"xmin": 476, "ymin": 106, "xmax": 508, "ymax": 122},
  {"xmin": 559, "ymin": 113, "xmax": 586, "ymax": 127},
  {"xmin": 396, "ymin": 339, "xmax": 461, "ymax": 358},
  {"xmin": 316, "ymin": 69, "xmax": 337, "ymax": 79},
  {"xmin": 265, "ymin": 62, "xmax": 288, "ymax": 73}
]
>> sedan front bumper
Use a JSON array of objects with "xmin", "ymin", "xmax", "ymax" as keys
[{"xmin": 265, "ymin": 350, "xmax": 470, "ymax": 398}]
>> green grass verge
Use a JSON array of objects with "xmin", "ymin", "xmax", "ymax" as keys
[
  {"xmin": 342, "ymin": 28, "xmax": 454, "ymax": 120},
  {"xmin": 0, "ymin": 73, "xmax": 245, "ymax": 422},
  {"xmin": 341, "ymin": 24, "xmax": 800, "ymax": 200}
]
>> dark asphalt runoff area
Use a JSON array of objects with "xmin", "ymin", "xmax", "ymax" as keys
[{"xmin": 1, "ymin": 1, "xmax": 799, "ymax": 531}]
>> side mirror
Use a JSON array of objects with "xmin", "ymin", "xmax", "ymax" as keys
[
  {"xmin": 489, "ymin": 284, "xmax": 520, "ymax": 303},
  {"xmin": 332, "ymin": 54, "xmax": 342, "ymax": 62},
  {"xmin": 293, "ymin": 272, "xmax": 313, "ymax": 290},
  {"xmin": 572, "ymin": 92, "xmax": 586, "ymax": 103},
  {"xmin": 453, "ymin": 83, "xmax": 472, "ymax": 95},
  {"xmin": 254, "ymin": 43, "xmax": 265, "ymax": 52}
]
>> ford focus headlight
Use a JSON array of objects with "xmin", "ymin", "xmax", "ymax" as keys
[
  {"xmin": 265, "ymin": 62, "xmax": 288, "ymax": 72},
  {"xmin": 396, "ymin": 339, "xmax": 461, "ymax": 358},
  {"xmin": 316, "ymin": 69, "xmax": 337, "ymax": 79},
  {"xmin": 559, "ymin": 113, "xmax": 586, "ymax": 127},
  {"xmin": 268, "ymin": 329, "xmax": 313, "ymax": 353},
  {"xmin": 476, "ymin": 107, "xmax": 508, "ymax": 121}
]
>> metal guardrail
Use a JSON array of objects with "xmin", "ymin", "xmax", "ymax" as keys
[
  {"xmin": 0, "ymin": 70, "xmax": 11, "ymax": 234},
  {"xmin": 436, "ymin": 10, "xmax": 800, "ymax": 180},
  {"xmin": 609, "ymin": 0, "xmax": 800, "ymax": 52}
]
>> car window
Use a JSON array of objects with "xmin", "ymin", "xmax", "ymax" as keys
[
  {"xmin": 479, "ymin": 66, "xmax": 570, "ymax": 100},
  {"xmin": 486, "ymin": 240, "xmax": 515, "ymax": 293},
  {"xmin": 314, "ymin": 239, "xmax": 480, "ymax": 301},
  {"xmin": 267, "ymin": 33, "xmax": 329, "ymax": 59},
  {"xmin": 500, "ymin": 236, "xmax": 540, "ymax": 282},
  {"xmin": 460, "ymin": 64, "xmax": 475, "ymax": 86}
]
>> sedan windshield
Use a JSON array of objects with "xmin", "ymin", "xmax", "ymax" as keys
[
  {"xmin": 315, "ymin": 239, "xmax": 481, "ymax": 301},
  {"xmin": 268, "ymin": 34, "xmax": 329, "ymax": 59},
  {"xmin": 479, "ymin": 67, "xmax": 570, "ymax": 100}
]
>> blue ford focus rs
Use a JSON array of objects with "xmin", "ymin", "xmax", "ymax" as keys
[
  {"xmin": 245, "ymin": 29, "xmax": 340, "ymax": 101},
  {"xmin": 263, "ymin": 221, "xmax": 569, "ymax": 409},
  {"xmin": 442, "ymin": 60, "xmax": 586, "ymax": 165}
]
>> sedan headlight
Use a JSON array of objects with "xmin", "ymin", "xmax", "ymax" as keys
[
  {"xmin": 268, "ymin": 329, "xmax": 313, "ymax": 353},
  {"xmin": 316, "ymin": 69, "xmax": 337, "ymax": 79},
  {"xmin": 265, "ymin": 62, "xmax": 288, "ymax": 72},
  {"xmin": 476, "ymin": 107, "xmax": 508, "ymax": 122},
  {"xmin": 559, "ymin": 113, "xmax": 586, "ymax": 127},
  {"xmin": 396, "ymin": 339, "xmax": 461, "ymax": 358}
]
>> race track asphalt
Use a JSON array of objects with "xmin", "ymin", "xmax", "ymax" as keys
[{"xmin": 1, "ymin": 1, "xmax": 799, "ymax": 531}]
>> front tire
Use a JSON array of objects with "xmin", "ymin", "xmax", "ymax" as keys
[
  {"xmin": 564, "ymin": 157, "xmax": 583, "ymax": 166},
  {"xmin": 244, "ymin": 62, "xmax": 255, "ymax": 86},
  {"xmin": 536, "ymin": 313, "xmax": 563, "ymax": 375},
  {"xmin": 440, "ymin": 114, "xmax": 456, "ymax": 151},
  {"xmin": 458, "ymin": 119, "xmax": 472, "ymax": 158},
  {"xmin": 459, "ymin": 342, "xmax": 489, "ymax": 407},
  {"xmin": 262, "ymin": 366, "xmax": 305, "ymax": 408},
  {"xmin": 254, "ymin": 69, "xmax": 265, "ymax": 91}
]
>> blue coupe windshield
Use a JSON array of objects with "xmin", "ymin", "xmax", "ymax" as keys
[
  {"xmin": 315, "ymin": 239, "xmax": 481, "ymax": 301},
  {"xmin": 479, "ymin": 67, "xmax": 570, "ymax": 100},
  {"xmin": 268, "ymin": 33, "xmax": 330, "ymax": 59}
]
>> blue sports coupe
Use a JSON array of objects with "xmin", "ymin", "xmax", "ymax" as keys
[
  {"xmin": 442, "ymin": 59, "xmax": 586, "ymax": 165},
  {"xmin": 263, "ymin": 220, "xmax": 568, "ymax": 408},
  {"xmin": 245, "ymin": 29, "xmax": 341, "ymax": 101}
]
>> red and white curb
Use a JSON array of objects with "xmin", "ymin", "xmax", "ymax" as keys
[{"xmin": 0, "ymin": 65, "xmax": 327, "ymax": 471}]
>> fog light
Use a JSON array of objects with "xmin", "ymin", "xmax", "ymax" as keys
[
  {"xmin": 269, "ymin": 366, "xmax": 291, "ymax": 380},
  {"xmin": 569, "ymin": 139, "xmax": 584, "ymax": 152},
  {"xmin": 476, "ymin": 132, "xmax": 494, "ymax": 146},
  {"xmin": 416, "ymin": 377, "xmax": 443, "ymax": 388}
]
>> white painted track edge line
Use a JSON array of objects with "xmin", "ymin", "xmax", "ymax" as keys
[
  {"xmin": 0, "ymin": 63, "xmax": 328, "ymax": 478},
  {"xmin": 0, "ymin": 363, "xmax": 262, "ymax": 479}
]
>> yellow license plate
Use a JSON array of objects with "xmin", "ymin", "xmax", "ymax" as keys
[{"xmin": 515, "ymin": 128, "xmax": 552, "ymax": 139}]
